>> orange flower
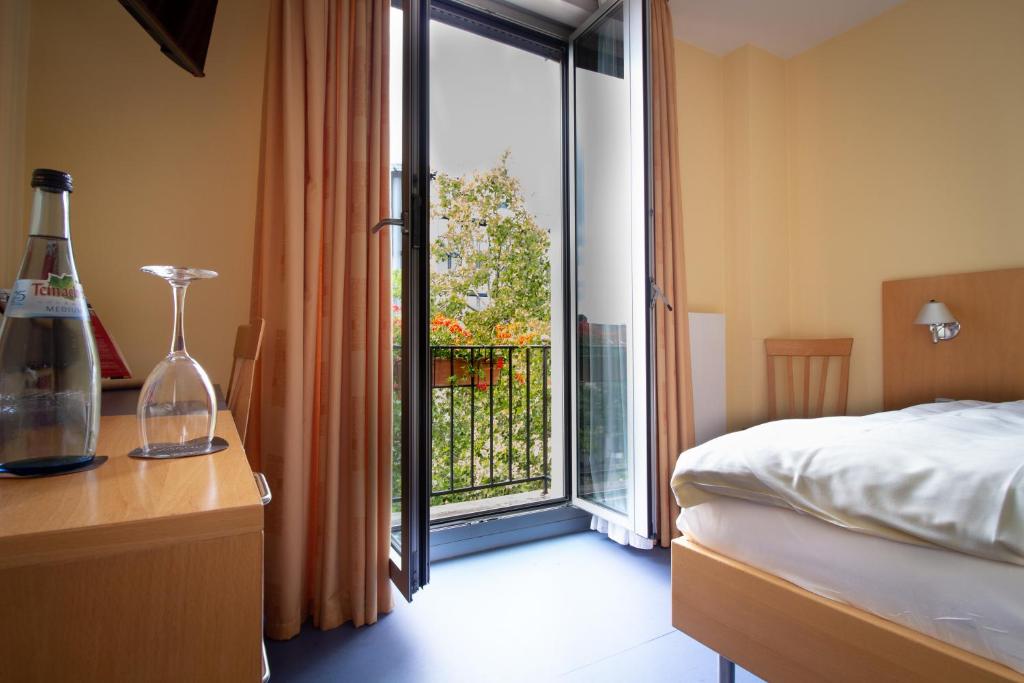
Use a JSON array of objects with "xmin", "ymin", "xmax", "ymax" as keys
[{"xmin": 514, "ymin": 371, "xmax": 526, "ymax": 385}]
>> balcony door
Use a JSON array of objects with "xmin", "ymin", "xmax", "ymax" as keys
[
  {"xmin": 569, "ymin": 0, "xmax": 654, "ymax": 539},
  {"xmin": 389, "ymin": 0, "xmax": 431, "ymax": 602},
  {"xmin": 391, "ymin": 0, "xmax": 654, "ymax": 596},
  {"xmin": 389, "ymin": 0, "xmax": 569, "ymax": 600}
]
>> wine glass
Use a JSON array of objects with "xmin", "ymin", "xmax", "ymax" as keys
[{"xmin": 132, "ymin": 265, "xmax": 225, "ymax": 458}]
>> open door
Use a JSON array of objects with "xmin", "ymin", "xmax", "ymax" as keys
[
  {"xmin": 569, "ymin": 0, "xmax": 654, "ymax": 540},
  {"xmin": 389, "ymin": 0, "xmax": 431, "ymax": 601}
]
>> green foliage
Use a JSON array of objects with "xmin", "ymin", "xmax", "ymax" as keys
[{"xmin": 430, "ymin": 151, "xmax": 551, "ymax": 346}]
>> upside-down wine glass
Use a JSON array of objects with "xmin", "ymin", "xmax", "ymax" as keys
[{"xmin": 131, "ymin": 265, "xmax": 227, "ymax": 458}]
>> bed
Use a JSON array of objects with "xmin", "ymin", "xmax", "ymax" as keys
[{"xmin": 669, "ymin": 268, "xmax": 1024, "ymax": 683}]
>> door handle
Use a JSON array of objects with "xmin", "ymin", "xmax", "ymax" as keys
[
  {"xmin": 371, "ymin": 212, "xmax": 408, "ymax": 235},
  {"xmin": 254, "ymin": 471, "xmax": 272, "ymax": 506},
  {"xmin": 649, "ymin": 279, "xmax": 674, "ymax": 311}
]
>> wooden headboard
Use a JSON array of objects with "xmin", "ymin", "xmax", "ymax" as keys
[{"xmin": 882, "ymin": 268, "xmax": 1024, "ymax": 410}]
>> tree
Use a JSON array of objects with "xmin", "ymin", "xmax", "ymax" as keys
[{"xmin": 430, "ymin": 151, "xmax": 550, "ymax": 346}]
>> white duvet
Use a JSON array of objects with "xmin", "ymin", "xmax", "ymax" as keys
[{"xmin": 670, "ymin": 400, "xmax": 1024, "ymax": 566}]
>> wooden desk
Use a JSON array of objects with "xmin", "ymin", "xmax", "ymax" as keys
[{"xmin": 0, "ymin": 408, "xmax": 264, "ymax": 682}]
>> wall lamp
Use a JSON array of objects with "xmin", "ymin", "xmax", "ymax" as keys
[{"xmin": 914, "ymin": 299, "xmax": 961, "ymax": 343}]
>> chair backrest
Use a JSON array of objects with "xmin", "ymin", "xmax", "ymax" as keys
[
  {"xmin": 226, "ymin": 318, "xmax": 265, "ymax": 444},
  {"xmin": 765, "ymin": 338, "xmax": 853, "ymax": 421}
]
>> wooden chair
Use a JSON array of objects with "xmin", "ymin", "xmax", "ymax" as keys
[
  {"xmin": 765, "ymin": 338, "xmax": 853, "ymax": 420},
  {"xmin": 226, "ymin": 318, "xmax": 265, "ymax": 444}
]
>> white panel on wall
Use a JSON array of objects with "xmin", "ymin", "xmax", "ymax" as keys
[{"xmin": 689, "ymin": 312, "xmax": 726, "ymax": 444}]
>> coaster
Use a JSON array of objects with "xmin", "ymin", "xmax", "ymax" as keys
[
  {"xmin": 129, "ymin": 436, "xmax": 230, "ymax": 459},
  {"xmin": 0, "ymin": 455, "xmax": 108, "ymax": 478}
]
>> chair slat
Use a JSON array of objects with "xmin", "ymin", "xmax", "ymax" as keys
[
  {"xmin": 786, "ymin": 357, "xmax": 796, "ymax": 416},
  {"xmin": 802, "ymin": 357, "xmax": 811, "ymax": 418},
  {"xmin": 816, "ymin": 357, "xmax": 829, "ymax": 417},
  {"xmin": 837, "ymin": 355, "xmax": 851, "ymax": 416}
]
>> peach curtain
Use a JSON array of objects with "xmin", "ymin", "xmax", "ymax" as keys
[
  {"xmin": 249, "ymin": 0, "xmax": 393, "ymax": 640},
  {"xmin": 651, "ymin": 0, "xmax": 696, "ymax": 548}
]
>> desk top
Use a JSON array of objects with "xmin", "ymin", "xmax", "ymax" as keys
[{"xmin": 0, "ymin": 404, "xmax": 262, "ymax": 569}]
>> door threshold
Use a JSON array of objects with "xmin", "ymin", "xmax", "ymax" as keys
[
  {"xmin": 430, "ymin": 503, "xmax": 590, "ymax": 561},
  {"xmin": 430, "ymin": 491, "xmax": 568, "ymax": 526}
]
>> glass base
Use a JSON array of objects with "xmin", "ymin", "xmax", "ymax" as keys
[
  {"xmin": 129, "ymin": 436, "xmax": 229, "ymax": 459},
  {"xmin": 0, "ymin": 454, "xmax": 101, "ymax": 477}
]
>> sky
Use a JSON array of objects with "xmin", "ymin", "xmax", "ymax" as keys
[{"xmin": 388, "ymin": 8, "xmax": 563, "ymax": 236}]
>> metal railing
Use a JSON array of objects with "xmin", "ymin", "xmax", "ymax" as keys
[{"xmin": 429, "ymin": 344, "xmax": 551, "ymax": 506}]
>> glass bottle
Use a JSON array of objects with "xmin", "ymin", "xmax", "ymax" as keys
[{"xmin": 0, "ymin": 169, "xmax": 100, "ymax": 467}]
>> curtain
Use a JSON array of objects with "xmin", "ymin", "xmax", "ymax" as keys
[
  {"xmin": 651, "ymin": 0, "xmax": 696, "ymax": 548},
  {"xmin": 249, "ymin": 0, "xmax": 393, "ymax": 640}
]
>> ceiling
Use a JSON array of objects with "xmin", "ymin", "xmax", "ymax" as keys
[
  {"xmin": 667, "ymin": 0, "xmax": 905, "ymax": 58},
  {"xmin": 503, "ymin": 0, "xmax": 597, "ymax": 28},
  {"xmin": 495, "ymin": 0, "xmax": 906, "ymax": 56}
]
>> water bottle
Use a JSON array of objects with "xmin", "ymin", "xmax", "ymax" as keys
[{"xmin": 0, "ymin": 169, "xmax": 100, "ymax": 468}]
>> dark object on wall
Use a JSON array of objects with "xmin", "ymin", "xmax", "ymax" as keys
[{"xmin": 118, "ymin": 0, "xmax": 218, "ymax": 77}]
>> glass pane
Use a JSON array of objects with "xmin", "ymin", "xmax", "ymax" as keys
[
  {"xmin": 574, "ymin": 6, "xmax": 631, "ymax": 515},
  {"xmin": 427, "ymin": 17, "xmax": 564, "ymax": 521},
  {"xmin": 389, "ymin": 5, "xmax": 403, "ymax": 554}
]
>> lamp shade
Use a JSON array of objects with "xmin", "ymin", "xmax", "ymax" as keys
[{"xmin": 914, "ymin": 300, "xmax": 957, "ymax": 325}]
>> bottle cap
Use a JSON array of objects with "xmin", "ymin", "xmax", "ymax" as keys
[{"xmin": 31, "ymin": 168, "xmax": 73, "ymax": 194}]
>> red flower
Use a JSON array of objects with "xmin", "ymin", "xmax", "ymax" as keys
[
  {"xmin": 476, "ymin": 381, "xmax": 488, "ymax": 391},
  {"xmin": 495, "ymin": 357, "xmax": 505, "ymax": 370},
  {"xmin": 515, "ymin": 333, "xmax": 535, "ymax": 346}
]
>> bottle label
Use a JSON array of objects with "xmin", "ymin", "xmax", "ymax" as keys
[{"xmin": 5, "ymin": 274, "xmax": 88, "ymax": 320}]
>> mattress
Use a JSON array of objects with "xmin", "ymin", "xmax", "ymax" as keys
[
  {"xmin": 671, "ymin": 400, "xmax": 1024, "ymax": 566},
  {"xmin": 679, "ymin": 496, "xmax": 1024, "ymax": 675}
]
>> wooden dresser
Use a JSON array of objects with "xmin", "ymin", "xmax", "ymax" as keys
[{"xmin": 0, "ymin": 407, "xmax": 264, "ymax": 682}]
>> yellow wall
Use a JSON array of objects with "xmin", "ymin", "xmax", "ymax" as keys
[
  {"xmin": 677, "ymin": 0, "xmax": 1024, "ymax": 426},
  {"xmin": 1, "ymin": 0, "xmax": 30, "ymax": 283},
  {"xmin": 723, "ymin": 46, "xmax": 790, "ymax": 429},
  {"xmin": 20, "ymin": 0, "xmax": 269, "ymax": 387},
  {"xmin": 677, "ymin": 42, "xmax": 791, "ymax": 429},
  {"xmin": 675, "ymin": 41, "xmax": 725, "ymax": 315},
  {"xmin": 786, "ymin": 0, "xmax": 1024, "ymax": 415}
]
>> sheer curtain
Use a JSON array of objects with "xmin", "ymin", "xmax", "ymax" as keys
[
  {"xmin": 582, "ymin": 323, "xmax": 654, "ymax": 550},
  {"xmin": 249, "ymin": 0, "xmax": 393, "ymax": 640}
]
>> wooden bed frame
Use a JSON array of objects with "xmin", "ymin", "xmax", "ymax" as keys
[{"xmin": 671, "ymin": 268, "xmax": 1024, "ymax": 683}]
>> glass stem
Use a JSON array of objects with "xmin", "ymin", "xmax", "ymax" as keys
[{"xmin": 170, "ymin": 282, "xmax": 189, "ymax": 356}]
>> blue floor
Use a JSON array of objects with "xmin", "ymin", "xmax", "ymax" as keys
[{"xmin": 266, "ymin": 531, "xmax": 764, "ymax": 682}]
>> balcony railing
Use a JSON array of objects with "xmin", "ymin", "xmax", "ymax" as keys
[{"xmin": 429, "ymin": 344, "xmax": 551, "ymax": 508}]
